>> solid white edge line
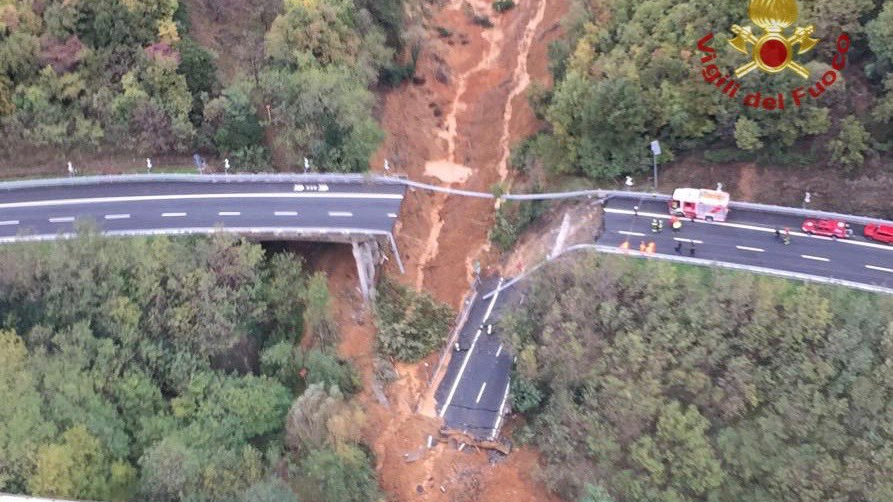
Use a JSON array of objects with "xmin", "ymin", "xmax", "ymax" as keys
[
  {"xmin": 604, "ymin": 207, "xmax": 893, "ymax": 252},
  {"xmin": 475, "ymin": 382, "xmax": 487, "ymax": 404},
  {"xmin": 0, "ymin": 220, "xmax": 19, "ymax": 226},
  {"xmin": 490, "ymin": 379, "xmax": 512, "ymax": 440},
  {"xmin": 274, "ymin": 211, "xmax": 298, "ymax": 217},
  {"xmin": 866, "ymin": 264, "xmax": 893, "ymax": 273},
  {"xmin": 218, "ymin": 211, "xmax": 241, "ymax": 216},
  {"xmin": 104, "ymin": 214, "xmax": 130, "ymax": 220},
  {"xmin": 439, "ymin": 278, "xmax": 504, "ymax": 418},
  {"xmin": 161, "ymin": 212, "xmax": 186, "ymax": 217},
  {"xmin": 0, "ymin": 191, "xmax": 404, "ymax": 210},
  {"xmin": 328, "ymin": 211, "xmax": 353, "ymax": 217},
  {"xmin": 801, "ymin": 254, "xmax": 831, "ymax": 262},
  {"xmin": 48, "ymin": 217, "xmax": 75, "ymax": 223},
  {"xmin": 736, "ymin": 245, "xmax": 765, "ymax": 252},
  {"xmin": 618, "ymin": 230, "xmax": 645, "ymax": 236}
]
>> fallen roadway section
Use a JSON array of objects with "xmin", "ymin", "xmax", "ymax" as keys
[{"xmin": 435, "ymin": 277, "xmax": 516, "ymax": 440}]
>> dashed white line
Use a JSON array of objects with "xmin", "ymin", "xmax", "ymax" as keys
[
  {"xmin": 387, "ymin": 213, "xmax": 398, "ymax": 218},
  {"xmin": 274, "ymin": 211, "xmax": 298, "ymax": 217},
  {"xmin": 161, "ymin": 212, "xmax": 186, "ymax": 217},
  {"xmin": 0, "ymin": 220, "xmax": 19, "ymax": 226},
  {"xmin": 218, "ymin": 211, "xmax": 241, "ymax": 216},
  {"xmin": 618, "ymin": 230, "xmax": 645, "ymax": 237},
  {"xmin": 475, "ymin": 382, "xmax": 487, "ymax": 404},
  {"xmin": 495, "ymin": 344, "xmax": 503, "ymax": 358},
  {"xmin": 104, "ymin": 214, "xmax": 130, "ymax": 220},
  {"xmin": 801, "ymin": 254, "xmax": 830, "ymax": 262},
  {"xmin": 736, "ymin": 245, "xmax": 765, "ymax": 252},
  {"xmin": 0, "ymin": 191, "xmax": 404, "ymax": 210},
  {"xmin": 49, "ymin": 217, "xmax": 75, "ymax": 223},
  {"xmin": 328, "ymin": 211, "xmax": 353, "ymax": 217},
  {"xmin": 439, "ymin": 278, "xmax": 503, "ymax": 418},
  {"xmin": 673, "ymin": 237, "xmax": 703, "ymax": 244},
  {"xmin": 866, "ymin": 264, "xmax": 893, "ymax": 273}
]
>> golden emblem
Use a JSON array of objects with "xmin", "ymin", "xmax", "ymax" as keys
[{"xmin": 728, "ymin": 0, "xmax": 819, "ymax": 78}]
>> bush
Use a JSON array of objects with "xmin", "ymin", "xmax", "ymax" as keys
[
  {"xmin": 492, "ymin": 0, "xmax": 515, "ymax": 12},
  {"xmin": 374, "ymin": 280, "xmax": 453, "ymax": 362}
]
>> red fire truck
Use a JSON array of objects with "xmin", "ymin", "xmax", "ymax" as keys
[{"xmin": 669, "ymin": 188, "xmax": 730, "ymax": 222}]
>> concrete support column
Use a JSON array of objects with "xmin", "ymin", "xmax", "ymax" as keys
[{"xmin": 352, "ymin": 239, "xmax": 378, "ymax": 302}]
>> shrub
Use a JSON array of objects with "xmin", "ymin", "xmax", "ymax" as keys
[
  {"xmin": 374, "ymin": 280, "xmax": 453, "ymax": 362},
  {"xmin": 492, "ymin": 0, "xmax": 516, "ymax": 12}
]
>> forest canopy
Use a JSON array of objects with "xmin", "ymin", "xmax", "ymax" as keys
[
  {"xmin": 0, "ymin": 0, "xmax": 413, "ymax": 172},
  {"xmin": 523, "ymin": 0, "xmax": 893, "ymax": 180},
  {"xmin": 503, "ymin": 254, "xmax": 893, "ymax": 502},
  {"xmin": 0, "ymin": 232, "xmax": 378, "ymax": 502}
]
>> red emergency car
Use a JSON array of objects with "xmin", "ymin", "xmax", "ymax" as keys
[
  {"xmin": 864, "ymin": 223, "xmax": 893, "ymax": 244},
  {"xmin": 801, "ymin": 218, "xmax": 853, "ymax": 239}
]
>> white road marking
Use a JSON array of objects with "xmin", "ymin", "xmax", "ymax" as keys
[
  {"xmin": 0, "ymin": 191, "xmax": 404, "ymax": 210},
  {"xmin": 736, "ymin": 245, "xmax": 765, "ymax": 252},
  {"xmin": 495, "ymin": 344, "xmax": 503, "ymax": 358},
  {"xmin": 475, "ymin": 382, "xmax": 487, "ymax": 404},
  {"xmin": 387, "ymin": 213, "xmax": 398, "ymax": 218},
  {"xmin": 218, "ymin": 211, "xmax": 241, "ymax": 216},
  {"xmin": 618, "ymin": 230, "xmax": 645, "ymax": 237},
  {"xmin": 439, "ymin": 278, "xmax": 503, "ymax": 418},
  {"xmin": 104, "ymin": 214, "xmax": 130, "ymax": 220},
  {"xmin": 274, "ymin": 211, "xmax": 298, "ymax": 217},
  {"xmin": 801, "ymin": 254, "xmax": 830, "ymax": 262},
  {"xmin": 673, "ymin": 237, "xmax": 703, "ymax": 244},
  {"xmin": 49, "ymin": 217, "xmax": 75, "ymax": 223},
  {"xmin": 0, "ymin": 220, "xmax": 19, "ymax": 226},
  {"xmin": 491, "ymin": 379, "xmax": 512, "ymax": 440},
  {"xmin": 604, "ymin": 207, "xmax": 893, "ymax": 252},
  {"xmin": 866, "ymin": 265, "xmax": 893, "ymax": 273},
  {"xmin": 161, "ymin": 212, "xmax": 186, "ymax": 217},
  {"xmin": 328, "ymin": 211, "xmax": 353, "ymax": 217}
]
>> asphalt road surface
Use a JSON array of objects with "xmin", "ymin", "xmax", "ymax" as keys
[
  {"xmin": 0, "ymin": 178, "xmax": 405, "ymax": 241},
  {"xmin": 435, "ymin": 276, "xmax": 517, "ymax": 439},
  {"xmin": 602, "ymin": 196, "xmax": 893, "ymax": 288}
]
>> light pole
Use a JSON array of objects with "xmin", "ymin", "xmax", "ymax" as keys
[{"xmin": 649, "ymin": 140, "xmax": 661, "ymax": 192}]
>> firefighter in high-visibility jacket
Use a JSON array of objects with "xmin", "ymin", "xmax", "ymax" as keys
[
  {"xmin": 671, "ymin": 216, "xmax": 682, "ymax": 233},
  {"xmin": 651, "ymin": 218, "xmax": 663, "ymax": 233}
]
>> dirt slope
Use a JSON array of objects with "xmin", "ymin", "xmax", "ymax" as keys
[{"xmin": 373, "ymin": 0, "xmax": 567, "ymax": 308}]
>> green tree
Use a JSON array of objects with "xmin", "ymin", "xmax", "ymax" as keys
[
  {"xmin": 261, "ymin": 66, "xmax": 383, "ymax": 172},
  {"xmin": 29, "ymin": 425, "xmax": 130, "ymax": 501},
  {"xmin": 375, "ymin": 280, "xmax": 453, "ymax": 362},
  {"xmin": 242, "ymin": 478, "xmax": 300, "ymax": 502},
  {"xmin": 298, "ymin": 446, "xmax": 379, "ymax": 502},
  {"xmin": 867, "ymin": 1, "xmax": 893, "ymax": 73},
  {"xmin": 828, "ymin": 115, "xmax": 872, "ymax": 173},
  {"xmin": 734, "ymin": 117, "xmax": 763, "ymax": 151},
  {"xmin": 0, "ymin": 330, "xmax": 54, "ymax": 492},
  {"xmin": 203, "ymin": 83, "xmax": 263, "ymax": 155}
]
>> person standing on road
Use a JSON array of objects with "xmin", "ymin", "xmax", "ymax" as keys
[
  {"xmin": 689, "ymin": 242, "xmax": 696, "ymax": 256},
  {"xmin": 674, "ymin": 241, "xmax": 682, "ymax": 254},
  {"xmin": 671, "ymin": 216, "xmax": 682, "ymax": 233}
]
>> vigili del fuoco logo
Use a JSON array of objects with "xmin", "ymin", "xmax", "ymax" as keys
[{"xmin": 696, "ymin": 0, "xmax": 850, "ymax": 111}]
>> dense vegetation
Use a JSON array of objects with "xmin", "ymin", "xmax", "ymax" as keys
[
  {"xmin": 374, "ymin": 279, "xmax": 453, "ymax": 362},
  {"xmin": 0, "ymin": 231, "xmax": 376, "ymax": 502},
  {"xmin": 0, "ymin": 0, "xmax": 413, "ymax": 171},
  {"xmin": 520, "ymin": 0, "xmax": 893, "ymax": 180},
  {"xmin": 503, "ymin": 255, "xmax": 893, "ymax": 502}
]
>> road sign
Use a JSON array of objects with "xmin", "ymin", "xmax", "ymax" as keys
[{"xmin": 650, "ymin": 140, "xmax": 661, "ymax": 156}]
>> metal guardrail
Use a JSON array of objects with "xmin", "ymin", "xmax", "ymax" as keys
[
  {"xmin": 0, "ymin": 173, "xmax": 400, "ymax": 190},
  {"xmin": 2, "ymin": 175, "xmax": 890, "ymax": 227},
  {"xmin": 569, "ymin": 244, "xmax": 893, "ymax": 296}
]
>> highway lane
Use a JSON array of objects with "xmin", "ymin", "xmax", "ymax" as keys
[
  {"xmin": 0, "ymin": 178, "xmax": 404, "ymax": 240},
  {"xmin": 435, "ymin": 277, "xmax": 515, "ymax": 439},
  {"xmin": 600, "ymin": 204, "xmax": 893, "ymax": 288}
]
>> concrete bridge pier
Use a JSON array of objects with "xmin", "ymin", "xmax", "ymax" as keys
[{"xmin": 352, "ymin": 239, "xmax": 380, "ymax": 302}]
